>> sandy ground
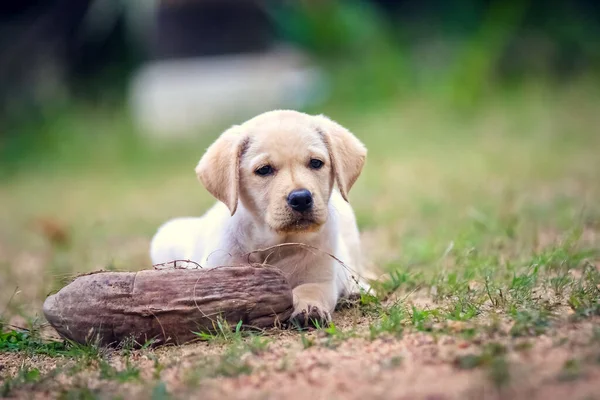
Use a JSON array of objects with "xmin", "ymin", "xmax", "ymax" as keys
[{"xmin": 2, "ymin": 310, "xmax": 599, "ymax": 400}]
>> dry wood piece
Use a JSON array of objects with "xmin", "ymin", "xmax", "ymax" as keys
[{"xmin": 43, "ymin": 265, "xmax": 294, "ymax": 347}]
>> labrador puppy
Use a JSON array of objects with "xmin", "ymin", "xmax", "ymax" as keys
[{"xmin": 150, "ymin": 110, "xmax": 370, "ymax": 326}]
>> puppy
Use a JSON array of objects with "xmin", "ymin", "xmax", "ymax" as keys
[{"xmin": 150, "ymin": 110, "xmax": 370, "ymax": 326}]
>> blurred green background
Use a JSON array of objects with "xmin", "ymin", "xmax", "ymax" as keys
[
  {"xmin": 1, "ymin": 0, "xmax": 599, "ymax": 320},
  {"xmin": 2, "ymin": 0, "xmax": 600, "ymax": 174}
]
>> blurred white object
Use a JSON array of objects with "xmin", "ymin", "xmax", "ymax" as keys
[{"xmin": 129, "ymin": 46, "xmax": 328, "ymax": 137}]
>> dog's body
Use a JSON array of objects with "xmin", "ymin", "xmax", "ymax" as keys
[{"xmin": 150, "ymin": 110, "xmax": 369, "ymax": 325}]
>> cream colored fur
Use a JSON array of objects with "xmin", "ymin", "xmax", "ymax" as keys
[{"xmin": 150, "ymin": 110, "xmax": 370, "ymax": 323}]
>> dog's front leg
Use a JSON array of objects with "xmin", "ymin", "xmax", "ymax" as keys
[{"xmin": 290, "ymin": 281, "xmax": 337, "ymax": 328}]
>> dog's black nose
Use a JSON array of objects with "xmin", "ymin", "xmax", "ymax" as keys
[{"xmin": 287, "ymin": 189, "xmax": 313, "ymax": 212}]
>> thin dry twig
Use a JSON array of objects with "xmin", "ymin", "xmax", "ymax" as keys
[
  {"xmin": 2, "ymin": 286, "xmax": 20, "ymax": 317},
  {"xmin": 205, "ymin": 249, "xmax": 233, "ymax": 264},
  {"xmin": 148, "ymin": 309, "xmax": 169, "ymax": 345},
  {"xmin": 244, "ymin": 242, "xmax": 366, "ymax": 290},
  {"xmin": 389, "ymin": 286, "xmax": 422, "ymax": 308},
  {"xmin": 153, "ymin": 259, "xmax": 204, "ymax": 270}
]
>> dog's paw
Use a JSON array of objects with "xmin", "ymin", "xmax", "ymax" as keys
[{"xmin": 289, "ymin": 303, "xmax": 331, "ymax": 328}]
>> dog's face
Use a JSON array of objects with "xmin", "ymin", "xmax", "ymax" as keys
[
  {"xmin": 196, "ymin": 110, "xmax": 366, "ymax": 234},
  {"xmin": 238, "ymin": 115, "xmax": 334, "ymax": 232}
]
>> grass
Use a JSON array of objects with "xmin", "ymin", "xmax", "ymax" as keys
[
  {"xmin": 151, "ymin": 382, "xmax": 170, "ymax": 400},
  {"xmin": 368, "ymin": 305, "xmax": 405, "ymax": 339},
  {"xmin": 1, "ymin": 80, "xmax": 600, "ymax": 397},
  {"xmin": 183, "ymin": 339, "xmax": 257, "ymax": 386},
  {"xmin": 99, "ymin": 358, "xmax": 141, "ymax": 383},
  {"xmin": 58, "ymin": 387, "xmax": 101, "ymax": 400},
  {"xmin": 0, "ymin": 329, "xmax": 67, "ymax": 355},
  {"xmin": 558, "ymin": 358, "xmax": 583, "ymax": 382},
  {"xmin": 1, "ymin": 366, "xmax": 43, "ymax": 397},
  {"xmin": 193, "ymin": 318, "xmax": 245, "ymax": 344}
]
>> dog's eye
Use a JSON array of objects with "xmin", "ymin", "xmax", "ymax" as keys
[
  {"xmin": 309, "ymin": 159, "xmax": 323, "ymax": 169},
  {"xmin": 255, "ymin": 165, "xmax": 274, "ymax": 176}
]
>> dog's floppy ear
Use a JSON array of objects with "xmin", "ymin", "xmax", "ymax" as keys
[
  {"xmin": 195, "ymin": 126, "xmax": 247, "ymax": 215},
  {"xmin": 314, "ymin": 115, "xmax": 367, "ymax": 201}
]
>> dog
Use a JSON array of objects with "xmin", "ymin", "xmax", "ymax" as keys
[{"xmin": 150, "ymin": 110, "xmax": 370, "ymax": 326}]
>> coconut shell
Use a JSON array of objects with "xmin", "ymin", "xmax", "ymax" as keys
[{"xmin": 43, "ymin": 265, "xmax": 293, "ymax": 347}]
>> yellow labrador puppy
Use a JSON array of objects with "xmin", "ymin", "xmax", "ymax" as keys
[{"xmin": 150, "ymin": 110, "xmax": 369, "ymax": 326}]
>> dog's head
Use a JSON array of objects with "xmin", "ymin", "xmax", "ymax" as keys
[{"xmin": 195, "ymin": 110, "xmax": 366, "ymax": 233}]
